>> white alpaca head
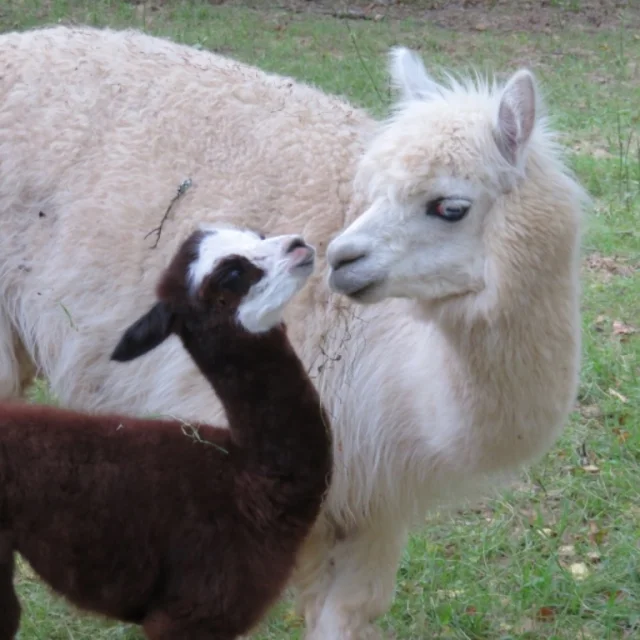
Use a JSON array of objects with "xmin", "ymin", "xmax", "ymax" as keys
[
  {"xmin": 327, "ymin": 47, "xmax": 543, "ymax": 306},
  {"xmin": 189, "ymin": 224, "xmax": 316, "ymax": 333}
]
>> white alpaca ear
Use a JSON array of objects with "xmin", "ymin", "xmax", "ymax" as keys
[
  {"xmin": 495, "ymin": 69, "xmax": 537, "ymax": 167},
  {"xmin": 389, "ymin": 46, "xmax": 441, "ymax": 102}
]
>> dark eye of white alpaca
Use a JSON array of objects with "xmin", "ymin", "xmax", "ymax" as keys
[{"xmin": 425, "ymin": 197, "xmax": 471, "ymax": 222}]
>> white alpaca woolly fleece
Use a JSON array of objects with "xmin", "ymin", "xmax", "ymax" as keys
[{"xmin": 0, "ymin": 27, "xmax": 585, "ymax": 640}]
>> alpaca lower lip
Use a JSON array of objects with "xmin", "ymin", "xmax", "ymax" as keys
[
  {"xmin": 330, "ymin": 276, "xmax": 383, "ymax": 302},
  {"xmin": 347, "ymin": 281, "xmax": 382, "ymax": 301},
  {"xmin": 328, "ymin": 267, "xmax": 385, "ymax": 300}
]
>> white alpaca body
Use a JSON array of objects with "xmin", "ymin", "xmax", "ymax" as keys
[{"xmin": 0, "ymin": 26, "xmax": 583, "ymax": 639}]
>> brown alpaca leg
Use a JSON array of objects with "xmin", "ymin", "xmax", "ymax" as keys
[
  {"xmin": 0, "ymin": 552, "xmax": 20, "ymax": 640},
  {"xmin": 143, "ymin": 610, "xmax": 235, "ymax": 640}
]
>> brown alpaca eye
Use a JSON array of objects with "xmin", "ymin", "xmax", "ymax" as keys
[{"xmin": 219, "ymin": 268, "xmax": 244, "ymax": 293}]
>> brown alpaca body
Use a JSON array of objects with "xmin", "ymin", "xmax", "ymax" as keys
[{"xmin": 0, "ymin": 231, "xmax": 332, "ymax": 640}]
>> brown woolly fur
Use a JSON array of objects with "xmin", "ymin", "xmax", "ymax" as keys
[{"xmin": 0, "ymin": 231, "xmax": 332, "ymax": 640}]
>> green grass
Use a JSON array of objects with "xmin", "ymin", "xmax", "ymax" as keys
[{"xmin": 3, "ymin": 1, "xmax": 639, "ymax": 638}]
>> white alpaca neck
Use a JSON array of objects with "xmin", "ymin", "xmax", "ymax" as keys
[{"xmin": 423, "ymin": 267, "xmax": 580, "ymax": 475}]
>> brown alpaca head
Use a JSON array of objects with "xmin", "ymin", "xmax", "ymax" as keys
[{"xmin": 110, "ymin": 225, "xmax": 315, "ymax": 362}]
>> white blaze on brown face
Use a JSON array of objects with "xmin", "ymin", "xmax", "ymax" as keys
[{"xmin": 189, "ymin": 225, "xmax": 316, "ymax": 334}]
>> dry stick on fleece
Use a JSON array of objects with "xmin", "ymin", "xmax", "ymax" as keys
[
  {"xmin": 0, "ymin": 226, "xmax": 332, "ymax": 640},
  {"xmin": 144, "ymin": 178, "xmax": 193, "ymax": 249}
]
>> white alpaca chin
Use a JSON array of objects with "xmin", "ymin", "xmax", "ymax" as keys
[{"xmin": 237, "ymin": 265, "xmax": 310, "ymax": 333}]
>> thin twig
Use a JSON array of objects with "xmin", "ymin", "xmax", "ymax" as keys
[
  {"xmin": 178, "ymin": 418, "xmax": 229, "ymax": 455},
  {"xmin": 145, "ymin": 178, "xmax": 193, "ymax": 248}
]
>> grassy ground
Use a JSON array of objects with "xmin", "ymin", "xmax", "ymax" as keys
[{"xmin": 2, "ymin": 1, "xmax": 639, "ymax": 638}]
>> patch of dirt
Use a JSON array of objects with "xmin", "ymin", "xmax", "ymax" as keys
[{"xmin": 195, "ymin": 0, "xmax": 640, "ymax": 33}]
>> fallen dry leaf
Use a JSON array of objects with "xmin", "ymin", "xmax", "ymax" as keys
[
  {"xmin": 613, "ymin": 320, "xmax": 637, "ymax": 336},
  {"xmin": 587, "ymin": 551, "xmax": 602, "ymax": 564},
  {"xmin": 588, "ymin": 521, "xmax": 608, "ymax": 545},
  {"xmin": 593, "ymin": 315, "xmax": 607, "ymax": 332},
  {"xmin": 582, "ymin": 464, "xmax": 600, "ymax": 474},
  {"xmin": 436, "ymin": 589, "xmax": 464, "ymax": 599},
  {"xmin": 536, "ymin": 606, "xmax": 558, "ymax": 621},
  {"xmin": 572, "ymin": 462, "xmax": 601, "ymax": 476},
  {"xmin": 570, "ymin": 562, "xmax": 590, "ymax": 580},
  {"xmin": 612, "ymin": 320, "xmax": 638, "ymax": 343},
  {"xmin": 613, "ymin": 428, "xmax": 631, "ymax": 444},
  {"xmin": 580, "ymin": 404, "xmax": 603, "ymax": 420},
  {"xmin": 559, "ymin": 544, "xmax": 576, "ymax": 558},
  {"xmin": 608, "ymin": 388, "xmax": 629, "ymax": 403}
]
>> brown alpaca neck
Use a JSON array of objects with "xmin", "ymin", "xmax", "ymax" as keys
[{"xmin": 177, "ymin": 318, "xmax": 330, "ymax": 472}]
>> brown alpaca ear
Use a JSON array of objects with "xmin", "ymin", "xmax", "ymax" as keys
[{"xmin": 110, "ymin": 302, "xmax": 175, "ymax": 362}]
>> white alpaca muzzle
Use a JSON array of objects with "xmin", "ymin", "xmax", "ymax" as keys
[{"xmin": 327, "ymin": 234, "xmax": 388, "ymax": 302}]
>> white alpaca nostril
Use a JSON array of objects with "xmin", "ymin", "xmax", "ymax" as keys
[
  {"xmin": 327, "ymin": 235, "xmax": 371, "ymax": 272},
  {"xmin": 333, "ymin": 251, "xmax": 368, "ymax": 272}
]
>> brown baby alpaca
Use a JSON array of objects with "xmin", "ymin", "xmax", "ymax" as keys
[{"xmin": 0, "ymin": 229, "xmax": 332, "ymax": 640}]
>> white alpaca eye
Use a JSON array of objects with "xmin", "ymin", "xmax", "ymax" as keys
[{"xmin": 426, "ymin": 197, "xmax": 471, "ymax": 222}]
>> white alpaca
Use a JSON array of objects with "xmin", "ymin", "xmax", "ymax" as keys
[{"xmin": 0, "ymin": 26, "xmax": 584, "ymax": 639}]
